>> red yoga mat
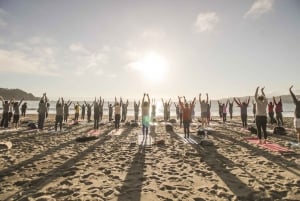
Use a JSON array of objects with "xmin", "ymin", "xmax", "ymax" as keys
[{"xmin": 244, "ymin": 137, "xmax": 293, "ymax": 153}]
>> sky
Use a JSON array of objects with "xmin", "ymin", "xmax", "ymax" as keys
[{"xmin": 0, "ymin": 0, "xmax": 299, "ymax": 100}]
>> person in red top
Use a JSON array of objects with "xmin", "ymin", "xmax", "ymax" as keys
[
  {"xmin": 178, "ymin": 96, "xmax": 196, "ymax": 138},
  {"xmin": 268, "ymin": 101, "xmax": 277, "ymax": 125},
  {"xmin": 273, "ymin": 96, "xmax": 284, "ymax": 126}
]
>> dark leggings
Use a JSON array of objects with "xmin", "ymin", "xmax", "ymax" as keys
[
  {"xmin": 38, "ymin": 112, "xmax": 46, "ymax": 129},
  {"xmin": 241, "ymin": 114, "xmax": 247, "ymax": 128},
  {"xmin": 94, "ymin": 114, "xmax": 99, "ymax": 129},
  {"xmin": 183, "ymin": 120, "xmax": 190, "ymax": 138},
  {"xmin": 115, "ymin": 114, "xmax": 120, "ymax": 129},
  {"xmin": 142, "ymin": 124, "xmax": 149, "ymax": 135},
  {"xmin": 55, "ymin": 115, "xmax": 63, "ymax": 131},
  {"xmin": 276, "ymin": 112, "xmax": 284, "ymax": 126},
  {"xmin": 256, "ymin": 116, "xmax": 267, "ymax": 139},
  {"xmin": 223, "ymin": 113, "xmax": 227, "ymax": 123}
]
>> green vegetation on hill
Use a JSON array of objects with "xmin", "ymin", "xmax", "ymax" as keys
[{"xmin": 0, "ymin": 88, "xmax": 39, "ymax": 100}]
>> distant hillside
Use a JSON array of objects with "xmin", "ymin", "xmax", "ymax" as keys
[{"xmin": 0, "ymin": 88, "xmax": 39, "ymax": 100}]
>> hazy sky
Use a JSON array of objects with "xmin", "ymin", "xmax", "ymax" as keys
[{"xmin": 0, "ymin": 0, "xmax": 299, "ymax": 100}]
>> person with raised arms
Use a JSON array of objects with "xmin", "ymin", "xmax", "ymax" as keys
[
  {"xmin": 289, "ymin": 85, "xmax": 300, "ymax": 143},
  {"xmin": 255, "ymin": 87, "xmax": 268, "ymax": 144},
  {"xmin": 273, "ymin": 96, "xmax": 284, "ymax": 126},
  {"xmin": 0, "ymin": 96, "xmax": 13, "ymax": 128},
  {"xmin": 84, "ymin": 101, "xmax": 93, "ymax": 122},
  {"xmin": 199, "ymin": 93, "xmax": 209, "ymax": 127},
  {"xmin": 228, "ymin": 100, "xmax": 234, "ymax": 121},
  {"xmin": 81, "ymin": 102, "xmax": 86, "ymax": 120},
  {"xmin": 93, "ymin": 98, "xmax": 100, "ymax": 129},
  {"xmin": 37, "ymin": 93, "xmax": 48, "ymax": 130},
  {"xmin": 207, "ymin": 99, "xmax": 212, "ymax": 126},
  {"xmin": 114, "ymin": 97, "xmax": 121, "ymax": 130},
  {"xmin": 178, "ymin": 96, "xmax": 196, "ymax": 138},
  {"xmin": 234, "ymin": 97, "xmax": 250, "ymax": 128},
  {"xmin": 134, "ymin": 100, "xmax": 140, "ymax": 122},
  {"xmin": 73, "ymin": 102, "xmax": 80, "ymax": 121},
  {"xmin": 162, "ymin": 98, "xmax": 171, "ymax": 121},
  {"xmin": 142, "ymin": 93, "xmax": 151, "ymax": 136},
  {"xmin": 63, "ymin": 100, "xmax": 72, "ymax": 122},
  {"xmin": 121, "ymin": 98, "xmax": 129, "ymax": 122},
  {"xmin": 12, "ymin": 98, "xmax": 24, "ymax": 129},
  {"xmin": 151, "ymin": 98, "xmax": 156, "ymax": 121},
  {"xmin": 99, "ymin": 97, "xmax": 104, "ymax": 121},
  {"xmin": 55, "ymin": 97, "xmax": 64, "ymax": 132},
  {"xmin": 268, "ymin": 101, "xmax": 277, "ymax": 125},
  {"xmin": 108, "ymin": 102, "xmax": 113, "ymax": 122}
]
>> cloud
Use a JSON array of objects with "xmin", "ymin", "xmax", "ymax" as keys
[
  {"xmin": 141, "ymin": 30, "xmax": 166, "ymax": 39},
  {"xmin": 69, "ymin": 43, "xmax": 89, "ymax": 55},
  {"xmin": 0, "ymin": 8, "xmax": 8, "ymax": 28},
  {"xmin": 244, "ymin": 0, "xmax": 273, "ymax": 19},
  {"xmin": 0, "ymin": 49, "xmax": 58, "ymax": 76},
  {"xmin": 194, "ymin": 12, "xmax": 219, "ymax": 32},
  {"xmin": 69, "ymin": 43, "xmax": 109, "ymax": 75},
  {"xmin": 0, "ymin": 36, "xmax": 60, "ymax": 76}
]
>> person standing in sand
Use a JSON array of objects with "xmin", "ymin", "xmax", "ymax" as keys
[
  {"xmin": 55, "ymin": 98, "xmax": 64, "ymax": 132},
  {"xmin": 21, "ymin": 102, "xmax": 27, "ymax": 117},
  {"xmin": 179, "ymin": 96, "xmax": 196, "ymax": 138},
  {"xmin": 93, "ymin": 98, "xmax": 100, "ymax": 129},
  {"xmin": 114, "ymin": 97, "xmax": 121, "ymax": 130},
  {"xmin": 228, "ymin": 100, "xmax": 234, "ymax": 121},
  {"xmin": 99, "ymin": 97, "xmax": 104, "ymax": 121},
  {"xmin": 0, "ymin": 96, "xmax": 13, "ymax": 128},
  {"xmin": 207, "ymin": 100, "xmax": 212, "ymax": 126},
  {"xmin": 81, "ymin": 102, "xmax": 86, "ymax": 120},
  {"xmin": 199, "ymin": 93, "xmax": 209, "ymax": 127},
  {"xmin": 162, "ymin": 98, "xmax": 171, "ymax": 121},
  {"xmin": 268, "ymin": 101, "xmax": 277, "ymax": 125},
  {"xmin": 289, "ymin": 85, "xmax": 300, "ymax": 143},
  {"xmin": 121, "ymin": 98, "xmax": 129, "ymax": 122},
  {"xmin": 255, "ymin": 87, "xmax": 268, "ymax": 144},
  {"xmin": 108, "ymin": 102, "xmax": 113, "ymax": 122},
  {"xmin": 73, "ymin": 102, "xmax": 80, "ymax": 121},
  {"xmin": 37, "ymin": 93, "xmax": 48, "ymax": 130},
  {"xmin": 252, "ymin": 100, "xmax": 256, "ymax": 123},
  {"xmin": 142, "ymin": 93, "xmax": 150, "ymax": 136},
  {"xmin": 151, "ymin": 98, "xmax": 156, "ymax": 121},
  {"xmin": 234, "ymin": 97, "xmax": 250, "ymax": 128},
  {"xmin": 273, "ymin": 96, "xmax": 284, "ymax": 126},
  {"xmin": 12, "ymin": 98, "xmax": 24, "ymax": 129},
  {"xmin": 84, "ymin": 101, "xmax": 93, "ymax": 122},
  {"xmin": 63, "ymin": 100, "xmax": 72, "ymax": 122},
  {"xmin": 134, "ymin": 100, "xmax": 140, "ymax": 122}
]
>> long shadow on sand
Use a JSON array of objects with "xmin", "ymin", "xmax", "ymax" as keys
[
  {"xmin": 4, "ymin": 127, "xmax": 119, "ymax": 200},
  {"xmin": 117, "ymin": 134, "xmax": 148, "ymax": 201},
  {"xmin": 0, "ymin": 126, "xmax": 93, "ymax": 178},
  {"xmin": 213, "ymin": 126, "xmax": 300, "ymax": 177},
  {"xmin": 168, "ymin": 129, "xmax": 257, "ymax": 200}
]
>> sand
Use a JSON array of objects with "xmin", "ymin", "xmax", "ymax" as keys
[{"xmin": 0, "ymin": 115, "xmax": 299, "ymax": 201}]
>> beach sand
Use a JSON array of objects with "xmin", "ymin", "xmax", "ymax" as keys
[{"xmin": 0, "ymin": 115, "xmax": 299, "ymax": 201}]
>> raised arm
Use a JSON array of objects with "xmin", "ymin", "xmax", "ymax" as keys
[
  {"xmin": 255, "ymin": 87, "xmax": 259, "ymax": 101},
  {"xmin": 247, "ymin": 96, "xmax": 250, "ymax": 105},
  {"xmin": 61, "ymin": 98, "xmax": 64, "ymax": 105},
  {"xmin": 198, "ymin": 93, "xmax": 201, "ymax": 103},
  {"xmin": 234, "ymin": 98, "xmax": 241, "ymax": 106},
  {"xmin": 191, "ymin": 97, "xmax": 196, "ymax": 107},
  {"xmin": 206, "ymin": 93, "xmax": 209, "ymax": 104},
  {"xmin": 147, "ymin": 94, "xmax": 150, "ymax": 104},
  {"xmin": 261, "ymin": 87, "xmax": 266, "ymax": 97},
  {"xmin": 289, "ymin": 85, "xmax": 298, "ymax": 104}
]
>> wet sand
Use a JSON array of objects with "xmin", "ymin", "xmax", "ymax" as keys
[{"xmin": 0, "ymin": 115, "xmax": 299, "ymax": 201}]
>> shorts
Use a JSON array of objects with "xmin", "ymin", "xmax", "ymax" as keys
[
  {"xmin": 142, "ymin": 115, "xmax": 150, "ymax": 127},
  {"xmin": 294, "ymin": 118, "xmax": 300, "ymax": 129},
  {"xmin": 13, "ymin": 114, "xmax": 20, "ymax": 123}
]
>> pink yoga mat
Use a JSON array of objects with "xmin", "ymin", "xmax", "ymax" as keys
[
  {"xmin": 87, "ymin": 129, "xmax": 101, "ymax": 136},
  {"xmin": 244, "ymin": 137, "xmax": 293, "ymax": 153}
]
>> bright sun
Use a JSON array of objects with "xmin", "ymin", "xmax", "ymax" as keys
[{"xmin": 134, "ymin": 52, "xmax": 168, "ymax": 82}]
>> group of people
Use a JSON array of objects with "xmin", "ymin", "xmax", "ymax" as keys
[
  {"xmin": 1, "ymin": 87, "xmax": 300, "ymax": 143},
  {"xmin": 0, "ymin": 96, "xmax": 26, "ymax": 129}
]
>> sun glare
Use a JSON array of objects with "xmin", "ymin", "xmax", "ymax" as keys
[{"xmin": 134, "ymin": 52, "xmax": 168, "ymax": 82}]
